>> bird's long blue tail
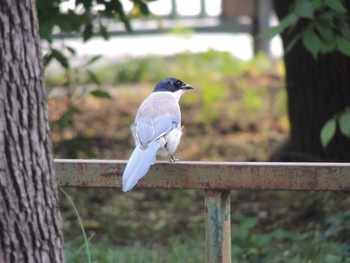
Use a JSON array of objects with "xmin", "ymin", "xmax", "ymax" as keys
[{"xmin": 122, "ymin": 140, "xmax": 159, "ymax": 192}]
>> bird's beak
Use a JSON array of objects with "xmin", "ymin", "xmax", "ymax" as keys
[{"xmin": 182, "ymin": 83, "xmax": 193, "ymax": 90}]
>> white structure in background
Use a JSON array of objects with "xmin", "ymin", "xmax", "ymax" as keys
[{"xmin": 51, "ymin": 0, "xmax": 282, "ymax": 69}]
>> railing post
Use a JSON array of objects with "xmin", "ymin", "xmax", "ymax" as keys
[{"xmin": 205, "ymin": 190, "xmax": 231, "ymax": 263}]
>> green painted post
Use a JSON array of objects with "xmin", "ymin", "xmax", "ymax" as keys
[{"xmin": 205, "ymin": 190, "xmax": 231, "ymax": 263}]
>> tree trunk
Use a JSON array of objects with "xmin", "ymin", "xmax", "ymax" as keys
[
  {"xmin": 273, "ymin": 0, "xmax": 350, "ymax": 162},
  {"xmin": 0, "ymin": 0, "xmax": 65, "ymax": 262}
]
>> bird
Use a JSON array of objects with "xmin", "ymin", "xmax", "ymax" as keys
[{"xmin": 122, "ymin": 77, "xmax": 193, "ymax": 192}]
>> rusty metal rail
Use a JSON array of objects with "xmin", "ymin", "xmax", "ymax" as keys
[{"xmin": 54, "ymin": 160, "xmax": 350, "ymax": 263}]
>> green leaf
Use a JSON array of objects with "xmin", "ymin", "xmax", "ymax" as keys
[
  {"xmin": 40, "ymin": 23, "xmax": 54, "ymax": 39},
  {"xmin": 336, "ymin": 36, "xmax": 350, "ymax": 56},
  {"xmin": 53, "ymin": 106, "xmax": 80, "ymax": 128},
  {"xmin": 279, "ymin": 13, "xmax": 299, "ymax": 31},
  {"xmin": 90, "ymin": 90, "xmax": 113, "ymax": 99},
  {"xmin": 138, "ymin": 1, "xmax": 150, "ymax": 15},
  {"xmin": 315, "ymin": 18, "xmax": 334, "ymax": 41},
  {"xmin": 120, "ymin": 15, "xmax": 132, "ymax": 33},
  {"xmin": 325, "ymin": 0, "xmax": 346, "ymax": 13},
  {"xmin": 43, "ymin": 53, "xmax": 53, "ymax": 67},
  {"xmin": 87, "ymin": 70, "xmax": 101, "ymax": 85},
  {"xmin": 76, "ymin": 0, "xmax": 93, "ymax": 10},
  {"xmin": 302, "ymin": 30, "xmax": 322, "ymax": 58},
  {"xmin": 259, "ymin": 26, "xmax": 282, "ymax": 39},
  {"xmin": 312, "ymin": 0, "xmax": 323, "ymax": 9},
  {"xmin": 55, "ymin": 11, "xmax": 89, "ymax": 33},
  {"xmin": 339, "ymin": 110, "xmax": 350, "ymax": 137},
  {"xmin": 99, "ymin": 23, "xmax": 110, "ymax": 40},
  {"xmin": 340, "ymin": 27, "xmax": 350, "ymax": 39},
  {"xmin": 65, "ymin": 46, "xmax": 76, "ymax": 55},
  {"xmin": 295, "ymin": 0, "xmax": 315, "ymax": 19},
  {"xmin": 320, "ymin": 118, "xmax": 336, "ymax": 148},
  {"xmin": 51, "ymin": 49, "xmax": 69, "ymax": 68},
  {"xmin": 86, "ymin": 55, "xmax": 102, "ymax": 66},
  {"xmin": 130, "ymin": 0, "xmax": 150, "ymax": 16},
  {"xmin": 321, "ymin": 41, "xmax": 336, "ymax": 53},
  {"xmin": 83, "ymin": 23, "xmax": 93, "ymax": 42},
  {"xmin": 105, "ymin": 0, "xmax": 132, "ymax": 32}
]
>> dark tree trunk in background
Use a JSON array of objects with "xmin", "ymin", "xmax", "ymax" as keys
[
  {"xmin": 273, "ymin": 0, "xmax": 350, "ymax": 162},
  {"xmin": 0, "ymin": 0, "xmax": 65, "ymax": 262}
]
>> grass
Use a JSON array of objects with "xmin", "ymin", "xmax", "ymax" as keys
[
  {"xmin": 71, "ymin": 236, "xmax": 206, "ymax": 263},
  {"xmin": 64, "ymin": 212, "xmax": 350, "ymax": 263},
  {"xmin": 60, "ymin": 188, "xmax": 92, "ymax": 263}
]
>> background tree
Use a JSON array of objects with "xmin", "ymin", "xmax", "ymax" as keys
[
  {"xmin": 0, "ymin": 0, "xmax": 65, "ymax": 262},
  {"xmin": 270, "ymin": 0, "xmax": 350, "ymax": 161}
]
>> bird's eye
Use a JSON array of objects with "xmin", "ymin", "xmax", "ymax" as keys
[{"xmin": 174, "ymin": 80, "xmax": 182, "ymax": 88}]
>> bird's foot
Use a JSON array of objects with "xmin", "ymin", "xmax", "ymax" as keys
[{"xmin": 170, "ymin": 155, "xmax": 179, "ymax": 162}]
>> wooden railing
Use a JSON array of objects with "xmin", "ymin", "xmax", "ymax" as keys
[{"xmin": 55, "ymin": 160, "xmax": 350, "ymax": 263}]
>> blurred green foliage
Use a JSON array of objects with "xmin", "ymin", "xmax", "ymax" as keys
[
  {"xmin": 260, "ymin": 0, "xmax": 350, "ymax": 147},
  {"xmin": 37, "ymin": 0, "xmax": 150, "ymax": 41},
  {"xmin": 321, "ymin": 107, "xmax": 350, "ymax": 147},
  {"xmin": 262, "ymin": 0, "xmax": 350, "ymax": 58},
  {"xmin": 47, "ymin": 50, "xmax": 270, "ymax": 87},
  {"xmin": 39, "ymin": 0, "xmax": 151, "ymax": 157},
  {"xmin": 47, "ymin": 50, "xmax": 284, "ymax": 127}
]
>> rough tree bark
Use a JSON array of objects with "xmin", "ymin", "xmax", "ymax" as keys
[
  {"xmin": 272, "ymin": 0, "xmax": 350, "ymax": 162},
  {"xmin": 0, "ymin": 0, "xmax": 65, "ymax": 262}
]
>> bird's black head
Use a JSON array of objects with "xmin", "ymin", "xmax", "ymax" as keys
[{"xmin": 153, "ymin": 78, "xmax": 193, "ymax": 93}]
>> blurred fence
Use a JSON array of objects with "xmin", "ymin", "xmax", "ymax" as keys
[
  {"xmin": 55, "ymin": 160, "xmax": 350, "ymax": 263},
  {"xmin": 55, "ymin": 0, "xmax": 273, "ymax": 55}
]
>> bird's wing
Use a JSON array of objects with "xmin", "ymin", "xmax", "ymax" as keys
[{"xmin": 135, "ymin": 112, "xmax": 180, "ymax": 149}]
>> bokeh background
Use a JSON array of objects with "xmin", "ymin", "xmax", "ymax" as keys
[{"xmin": 41, "ymin": 0, "xmax": 350, "ymax": 262}]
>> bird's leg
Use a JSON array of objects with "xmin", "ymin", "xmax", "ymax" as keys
[
  {"xmin": 165, "ymin": 142, "xmax": 180, "ymax": 162},
  {"xmin": 170, "ymin": 154, "xmax": 179, "ymax": 162}
]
